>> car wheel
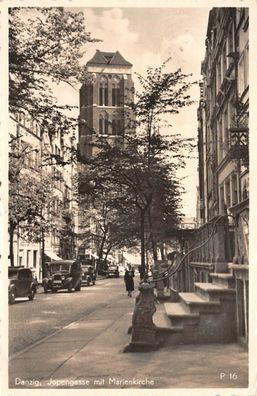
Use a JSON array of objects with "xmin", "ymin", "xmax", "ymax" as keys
[
  {"xmin": 9, "ymin": 290, "xmax": 15, "ymax": 305},
  {"xmin": 68, "ymin": 283, "xmax": 73, "ymax": 293},
  {"xmin": 29, "ymin": 290, "xmax": 35, "ymax": 301},
  {"xmin": 52, "ymin": 288, "xmax": 58, "ymax": 293},
  {"xmin": 92, "ymin": 280, "xmax": 95, "ymax": 285}
]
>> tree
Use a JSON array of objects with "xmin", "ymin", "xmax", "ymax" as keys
[
  {"xmin": 9, "ymin": 7, "xmax": 99, "ymax": 157},
  {"xmin": 79, "ymin": 60, "xmax": 196, "ymax": 276},
  {"xmin": 8, "ymin": 137, "xmax": 64, "ymax": 271},
  {"xmin": 77, "ymin": 168, "xmax": 139, "ymax": 264}
]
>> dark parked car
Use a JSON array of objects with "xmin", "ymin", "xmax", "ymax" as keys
[
  {"xmin": 8, "ymin": 267, "xmax": 37, "ymax": 304},
  {"xmin": 81, "ymin": 264, "xmax": 96, "ymax": 286},
  {"xmin": 107, "ymin": 265, "xmax": 119, "ymax": 278},
  {"xmin": 42, "ymin": 260, "xmax": 82, "ymax": 293}
]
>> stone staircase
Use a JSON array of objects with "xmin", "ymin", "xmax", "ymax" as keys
[{"xmin": 154, "ymin": 272, "xmax": 237, "ymax": 345}]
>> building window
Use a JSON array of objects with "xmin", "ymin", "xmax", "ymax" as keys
[
  {"xmin": 223, "ymin": 107, "xmax": 228, "ymax": 155},
  {"xmin": 216, "ymin": 58, "xmax": 222, "ymax": 92},
  {"xmin": 112, "ymin": 77, "xmax": 121, "ymax": 106},
  {"xmin": 99, "ymin": 77, "xmax": 108, "ymax": 106},
  {"xmin": 27, "ymin": 250, "xmax": 31, "ymax": 267},
  {"xmin": 232, "ymin": 173, "xmax": 238, "ymax": 206},
  {"xmin": 238, "ymin": 43, "xmax": 249, "ymax": 96},
  {"xmin": 222, "ymin": 43, "xmax": 227, "ymax": 80},
  {"xmin": 225, "ymin": 178, "xmax": 231, "ymax": 208},
  {"xmin": 33, "ymin": 250, "xmax": 37, "ymax": 268},
  {"xmin": 226, "ymin": 23, "xmax": 234, "ymax": 66},
  {"xmin": 99, "ymin": 112, "xmax": 108, "ymax": 135},
  {"xmin": 217, "ymin": 117, "xmax": 223, "ymax": 163},
  {"xmin": 112, "ymin": 112, "xmax": 122, "ymax": 135},
  {"xmin": 112, "ymin": 119, "xmax": 121, "ymax": 135},
  {"xmin": 219, "ymin": 185, "xmax": 225, "ymax": 214}
]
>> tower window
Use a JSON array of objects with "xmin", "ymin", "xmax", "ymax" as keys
[
  {"xmin": 99, "ymin": 77, "xmax": 108, "ymax": 106},
  {"xmin": 112, "ymin": 112, "xmax": 122, "ymax": 135},
  {"xmin": 112, "ymin": 119, "xmax": 121, "ymax": 135},
  {"xmin": 99, "ymin": 112, "xmax": 108, "ymax": 135},
  {"xmin": 112, "ymin": 77, "xmax": 121, "ymax": 106}
]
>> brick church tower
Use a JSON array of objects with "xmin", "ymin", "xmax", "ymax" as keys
[{"xmin": 79, "ymin": 50, "xmax": 134, "ymax": 158}]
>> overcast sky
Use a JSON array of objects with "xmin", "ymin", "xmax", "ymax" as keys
[{"xmin": 59, "ymin": 7, "xmax": 212, "ymax": 218}]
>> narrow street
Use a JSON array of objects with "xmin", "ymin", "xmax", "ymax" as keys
[
  {"xmin": 9, "ymin": 277, "xmax": 129, "ymax": 356},
  {"xmin": 9, "ymin": 274, "xmax": 248, "ymax": 390}
]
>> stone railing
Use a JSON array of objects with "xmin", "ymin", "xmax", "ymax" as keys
[
  {"xmin": 151, "ymin": 215, "xmax": 234, "ymax": 295},
  {"xmin": 183, "ymin": 215, "xmax": 233, "ymax": 292}
]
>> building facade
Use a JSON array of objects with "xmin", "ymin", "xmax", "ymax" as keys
[
  {"xmin": 78, "ymin": 50, "xmax": 134, "ymax": 159},
  {"xmin": 197, "ymin": 7, "xmax": 249, "ymax": 345},
  {"xmin": 9, "ymin": 112, "xmax": 78, "ymax": 281}
]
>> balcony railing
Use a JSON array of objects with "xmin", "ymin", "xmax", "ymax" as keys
[{"xmin": 228, "ymin": 127, "xmax": 249, "ymax": 161}]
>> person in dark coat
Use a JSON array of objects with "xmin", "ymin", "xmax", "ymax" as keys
[{"xmin": 124, "ymin": 269, "xmax": 134, "ymax": 297}]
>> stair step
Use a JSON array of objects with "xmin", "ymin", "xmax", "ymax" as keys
[
  {"xmin": 154, "ymin": 304, "xmax": 183, "ymax": 332},
  {"xmin": 194, "ymin": 282, "xmax": 236, "ymax": 301},
  {"xmin": 164, "ymin": 302, "xmax": 200, "ymax": 326},
  {"xmin": 210, "ymin": 272, "xmax": 235, "ymax": 288},
  {"xmin": 179, "ymin": 292, "xmax": 221, "ymax": 313},
  {"xmin": 164, "ymin": 302, "xmax": 199, "ymax": 318}
]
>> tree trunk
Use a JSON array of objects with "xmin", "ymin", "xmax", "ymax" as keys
[
  {"xmin": 140, "ymin": 209, "xmax": 146, "ymax": 276},
  {"xmin": 148, "ymin": 208, "xmax": 158, "ymax": 261},
  {"xmin": 9, "ymin": 224, "xmax": 15, "ymax": 266},
  {"xmin": 98, "ymin": 235, "xmax": 106, "ymax": 261},
  {"xmin": 104, "ymin": 246, "xmax": 112, "ymax": 263},
  {"xmin": 41, "ymin": 230, "xmax": 46, "ymax": 278}
]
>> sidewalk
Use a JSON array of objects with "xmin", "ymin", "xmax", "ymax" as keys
[{"xmin": 9, "ymin": 284, "xmax": 248, "ymax": 389}]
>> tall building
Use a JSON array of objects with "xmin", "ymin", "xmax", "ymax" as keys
[
  {"xmin": 198, "ymin": 7, "xmax": 249, "ymax": 225},
  {"xmin": 78, "ymin": 50, "xmax": 134, "ymax": 158},
  {"xmin": 9, "ymin": 112, "xmax": 78, "ymax": 281},
  {"xmin": 197, "ymin": 7, "xmax": 249, "ymax": 344},
  {"xmin": 77, "ymin": 50, "xmax": 134, "ymax": 261}
]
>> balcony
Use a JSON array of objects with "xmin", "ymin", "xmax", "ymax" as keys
[{"xmin": 228, "ymin": 127, "xmax": 248, "ymax": 162}]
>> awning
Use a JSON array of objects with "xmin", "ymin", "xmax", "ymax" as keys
[{"xmin": 44, "ymin": 250, "xmax": 62, "ymax": 261}]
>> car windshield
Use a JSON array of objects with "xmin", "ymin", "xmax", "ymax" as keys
[
  {"xmin": 19, "ymin": 269, "xmax": 32, "ymax": 279},
  {"xmin": 79, "ymin": 259, "xmax": 94, "ymax": 266},
  {"xmin": 8, "ymin": 268, "xmax": 19, "ymax": 278},
  {"xmin": 51, "ymin": 264, "xmax": 71, "ymax": 273},
  {"xmin": 82, "ymin": 265, "xmax": 92, "ymax": 270}
]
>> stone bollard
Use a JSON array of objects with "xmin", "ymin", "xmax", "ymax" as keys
[{"xmin": 123, "ymin": 282, "xmax": 159, "ymax": 352}]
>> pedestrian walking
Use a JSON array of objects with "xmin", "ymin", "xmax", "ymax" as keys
[{"xmin": 124, "ymin": 269, "xmax": 134, "ymax": 297}]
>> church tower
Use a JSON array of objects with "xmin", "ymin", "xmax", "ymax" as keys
[{"xmin": 79, "ymin": 50, "xmax": 134, "ymax": 158}]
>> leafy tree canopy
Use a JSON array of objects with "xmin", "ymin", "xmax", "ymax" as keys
[{"xmin": 9, "ymin": 7, "xmax": 99, "ymax": 141}]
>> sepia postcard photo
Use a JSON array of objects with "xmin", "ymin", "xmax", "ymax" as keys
[{"xmin": 0, "ymin": 0, "xmax": 257, "ymax": 395}]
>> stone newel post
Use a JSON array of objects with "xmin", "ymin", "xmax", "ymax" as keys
[{"xmin": 124, "ymin": 282, "xmax": 158, "ymax": 352}]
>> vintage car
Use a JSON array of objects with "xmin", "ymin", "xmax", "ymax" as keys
[
  {"xmin": 106, "ymin": 265, "xmax": 119, "ymax": 278},
  {"xmin": 42, "ymin": 260, "xmax": 82, "ymax": 293},
  {"xmin": 81, "ymin": 264, "xmax": 96, "ymax": 286},
  {"xmin": 8, "ymin": 267, "xmax": 37, "ymax": 304}
]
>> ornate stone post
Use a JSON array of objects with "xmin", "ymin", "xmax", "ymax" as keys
[
  {"xmin": 214, "ymin": 217, "xmax": 228, "ymax": 272},
  {"xmin": 124, "ymin": 282, "xmax": 158, "ymax": 352}
]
